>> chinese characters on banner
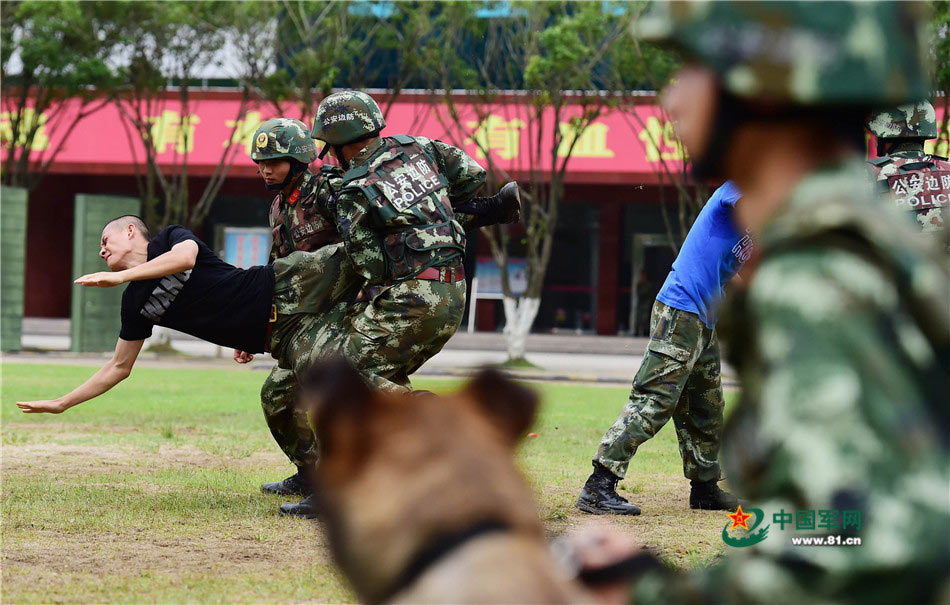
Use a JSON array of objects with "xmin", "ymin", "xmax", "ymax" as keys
[{"xmin": 3, "ymin": 96, "xmax": 945, "ymax": 180}]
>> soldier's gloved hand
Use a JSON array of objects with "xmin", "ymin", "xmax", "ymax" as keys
[
  {"xmin": 233, "ymin": 349, "xmax": 254, "ymax": 364},
  {"xmin": 454, "ymin": 181, "xmax": 521, "ymax": 229}
]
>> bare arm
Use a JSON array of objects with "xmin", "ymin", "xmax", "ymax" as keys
[
  {"xmin": 17, "ymin": 338, "xmax": 145, "ymax": 413},
  {"xmin": 75, "ymin": 240, "xmax": 199, "ymax": 288}
]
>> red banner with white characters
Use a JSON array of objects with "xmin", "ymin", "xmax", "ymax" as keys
[{"xmin": 3, "ymin": 94, "xmax": 948, "ymax": 182}]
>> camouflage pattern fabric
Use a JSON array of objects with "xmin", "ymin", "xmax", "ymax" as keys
[
  {"xmin": 251, "ymin": 118, "xmax": 318, "ymax": 164},
  {"xmin": 866, "ymin": 101, "xmax": 938, "ymax": 140},
  {"xmin": 259, "ymin": 243, "xmax": 359, "ymax": 466},
  {"xmin": 635, "ymin": 1, "xmax": 930, "ymax": 106},
  {"xmin": 268, "ymin": 243, "xmax": 361, "ymax": 374},
  {"xmin": 270, "ymin": 164, "xmax": 492, "ymax": 262},
  {"xmin": 269, "ymin": 167, "xmax": 342, "ymax": 260},
  {"xmin": 311, "ymin": 90, "xmax": 387, "ymax": 147},
  {"xmin": 259, "ymin": 365, "xmax": 318, "ymax": 467},
  {"xmin": 868, "ymin": 148, "xmax": 950, "ymax": 249},
  {"xmin": 336, "ymin": 135, "xmax": 486, "ymax": 285},
  {"xmin": 340, "ymin": 135, "xmax": 468, "ymax": 283},
  {"xmin": 332, "ymin": 134, "xmax": 483, "ymax": 392},
  {"xmin": 595, "ymin": 300, "xmax": 724, "ymax": 483},
  {"xmin": 635, "ymin": 160, "xmax": 950, "ymax": 604},
  {"xmin": 259, "ymin": 159, "xmax": 344, "ymax": 467},
  {"xmin": 344, "ymin": 280, "xmax": 466, "ymax": 393}
]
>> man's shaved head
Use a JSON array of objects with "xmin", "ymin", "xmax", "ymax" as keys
[{"xmin": 102, "ymin": 215, "xmax": 150, "ymax": 240}]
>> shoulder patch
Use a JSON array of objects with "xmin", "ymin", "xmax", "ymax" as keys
[
  {"xmin": 391, "ymin": 134, "xmax": 415, "ymax": 145},
  {"xmin": 868, "ymin": 156, "xmax": 892, "ymax": 167}
]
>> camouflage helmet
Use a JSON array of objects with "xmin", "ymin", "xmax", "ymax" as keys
[
  {"xmin": 634, "ymin": 1, "xmax": 930, "ymax": 106},
  {"xmin": 311, "ymin": 90, "xmax": 386, "ymax": 152},
  {"xmin": 866, "ymin": 100, "xmax": 938, "ymax": 140},
  {"xmin": 250, "ymin": 118, "xmax": 317, "ymax": 164}
]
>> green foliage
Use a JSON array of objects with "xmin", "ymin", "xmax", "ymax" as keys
[
  {"xmin": 524, "ymin": 2, "xmax": 619, "ymax": 94},
  {"xmin": 1, "ymin": 1, "xmax": 122, "ymax": 95},
  {"xmin": 1, "ymin": 1, "xmax": 124, "ymax": 189}
]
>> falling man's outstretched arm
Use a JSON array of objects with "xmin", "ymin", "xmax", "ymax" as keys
[{"xmin": 17, "ymin": 337, "xmax": 145, "ymax": 414}]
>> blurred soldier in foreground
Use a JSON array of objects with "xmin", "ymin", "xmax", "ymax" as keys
[
  {"xmin": 621, "ymin": 2, "xmax": 950, "ymax": 603},
  {"xmin": 245, "ymin": 117, "xmax": 519, "ymax": 517},
  {"xmin": 312, "ymin": 90, "xmax": 519, "ymax": 393},
  {"xmin": 577, "ymin": 181, "xmax": 749, "ymax": 516},
  {"xmin": 866, "ymin": 100, "xmax": 950, "ymax": 251}
]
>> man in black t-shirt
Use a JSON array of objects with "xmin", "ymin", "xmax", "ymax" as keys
[{"xmin": 17, "ymin": 215, "xmax": 358, "ymax": 415}]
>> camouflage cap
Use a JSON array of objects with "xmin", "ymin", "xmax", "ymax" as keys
[
  {"xmin": 634, "ymin": 1, "xmax": 931, "ymax": 106},
  {"xmin": 250, "ymin": 118, "xmax": 318, "ymax": 164},
  {"xmin": 866, "ymin": 100, "xmax": 938, "ymax": 139},
  {"xmin": 311, "ymin": 91, "xmax": 386, "ymax": 151}
]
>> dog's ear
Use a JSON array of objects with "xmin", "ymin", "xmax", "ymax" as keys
[
  {"xmin": 298, "ymin": 356, "xmax": 374, "ymax": 460},
  {"xmin": 462, "ymin": 368, "xmax": 538, "ymax": 446}
]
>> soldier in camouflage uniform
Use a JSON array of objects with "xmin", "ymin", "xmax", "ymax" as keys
[
  {"xmin": 866, "ymin": 101, "xmax": 950, "ymax": 251},
  {"xmin": 236, "ymin": 118, "xmax": 349, "ymax": 501},
  {"xmin": 312, "ymin": 90, "xmax": 499, "ymax": 393},
  {"xmin": 618, "ymin": 2, "xmax": 949, "ymax": 602},
  {"xmin": 246, "ymin": 117, "xmax": 520, "ymax": 517}
]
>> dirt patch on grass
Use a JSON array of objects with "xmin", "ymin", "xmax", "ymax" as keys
[
  {"xmin": 1, "ymin": 441, "xmax": 286, "ymax": 476},
  {"xmin": 4, "ymin": 521, "xmax": 332, "ymax": 574},
  {"xmin": 538, "ymin": 472, "xmax": 728, "ymax": 568},
  {"xmin": 2, "ymin": 520, "xmax": 335, "ymax": 599}
]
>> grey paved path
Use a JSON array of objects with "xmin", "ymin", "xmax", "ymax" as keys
[{"xmin": 11, "ymin": 318, "xmax": 736, "ymax": 386}]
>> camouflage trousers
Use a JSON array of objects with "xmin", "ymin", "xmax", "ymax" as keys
[
  {"xmin": 259, "ymin": 365, "xmax": 315, "ymax": 467},
  {"xmin": 264, "ymin": 244, "xmax": 359, "ymax": 465},
  {"xmin": 595, "ymin": 300, "xmax": 724, "ymax": 482},
  {"xmin": 343, "ymin": 278, "xmax": 466, "ymax": 393}
]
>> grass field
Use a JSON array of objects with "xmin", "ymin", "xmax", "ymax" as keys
[{"xmin": 2, "ymin": 361, "xmax": 736, "ymax": 603}]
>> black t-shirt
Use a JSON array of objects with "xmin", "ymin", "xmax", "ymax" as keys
[{"xmin": 119, "ymin": 226, "xmax": 275, "ymax": 352}]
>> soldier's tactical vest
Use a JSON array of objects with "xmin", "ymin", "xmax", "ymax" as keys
[
  {"xmin": 342, "ymin": 134, "xmax": 466, "ymax": 282},
  {"xmin": 868, "ymin": 152, "xmax": 950, "ymax": 249},
  {"xmin": 269, "ymin": 167, "xmax": 341, "ymax": 260}
]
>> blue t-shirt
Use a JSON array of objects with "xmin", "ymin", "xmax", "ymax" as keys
[{"xmin": 656, "ymin": 181, "xmax": 752, "ymax": 328}]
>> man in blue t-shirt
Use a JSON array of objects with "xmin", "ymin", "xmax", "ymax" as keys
[{"xmin": 577, "ymin": 181, "xmax": 752, "ymax": 515}]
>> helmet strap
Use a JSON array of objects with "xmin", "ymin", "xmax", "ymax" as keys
[{"xmin": 333, "ymin": 145, "xmax": 349, "ymax": 171}]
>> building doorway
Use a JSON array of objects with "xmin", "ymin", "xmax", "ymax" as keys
[{"xmin": 629, "ymin": 234, "xmax": 675, "ymax": 336}]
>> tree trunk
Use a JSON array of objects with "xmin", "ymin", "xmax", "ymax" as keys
[{"xmin": 501, "ymin": 296, "xmax": 540, "ymax": 360}]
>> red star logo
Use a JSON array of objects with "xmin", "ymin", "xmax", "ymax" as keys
[{"xmin": 727, "ymin": 505, "xmax": 752, "ymax": 530}]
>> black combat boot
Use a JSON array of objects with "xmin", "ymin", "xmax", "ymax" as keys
[
  {"xmin": 689, "ymin": 480, "xmax": 740, "ymax": 511},
  {"xmin": 453, "ymin": 181, "xmax": 521, "ymax": 228},
  {"xmin": 279, "ymin": 493, "xmax": 318, "ymax": 519},
  {"xmin": 575, "ymin": 462, "xmax": 642, "ymax": 516},
  {"xmin": 261, "ymin": 468, "xmax": 309, "ymax": 496}
]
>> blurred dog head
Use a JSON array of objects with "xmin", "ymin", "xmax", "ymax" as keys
[{"xmin": 298, "ymin": 358, "xmax": 580, "ymax": 603}]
